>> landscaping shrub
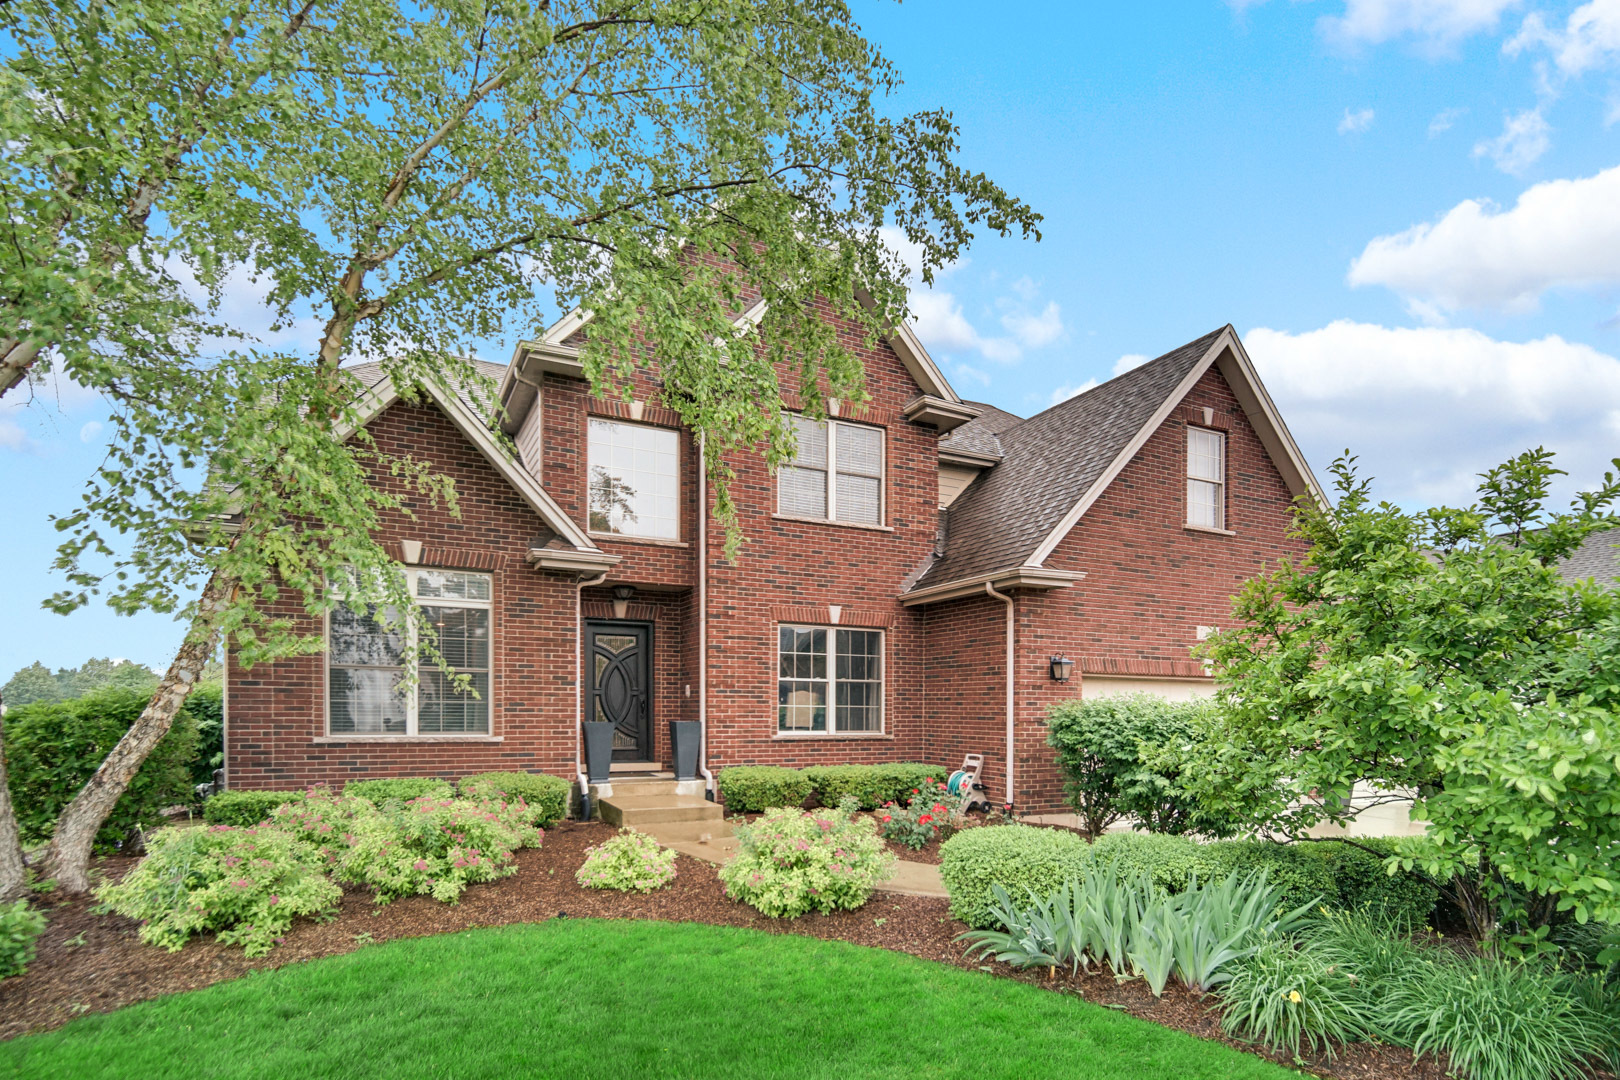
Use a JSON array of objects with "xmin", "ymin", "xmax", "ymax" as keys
[
  {"xmin": 1206, "ymin": 840, "xmax": 1337, "ymax": 913},
  {"xmin": 266, "ymin": 790, "xmax": 375, "ymax": 863},
  {"xmin": 459, "ymin": 772, "xmax": 570, "ymax": 828},
  {"xmin": 1375, "ymin": 953, "xmax": 1610, "ymax": 1080},
  {"xmin": 939, "ymin": 824, "xmax": 1092, "ymax": 929},
  {"xmin": 95, "ymin": 825, "xmax": 342, "ymax": 957},
  {"xmin": 3, "ymin": 686, "xmax": 201, "ymax": 852},
  {"xmin": 343, "ymin": 777, "xmax": 454, "ymax": 803},
  {"xmin": 1219, "ymin": 937, "xmax": 1374, "ymax": 1060},
  {"xmin": 716, "ymin": 766, "xmax": 813, "ymax": 813},
  {"xmin": 0, "ymin": 900, "xmax": 46, "ymax": 979},
  {"xmin": 1311, "ymin": 837, "xmax": 1439, "ymax": 927},
  {"xmin": 575, "ymin": 829, "xmax": 678, "ymax": 893},
  {"xmin": 188, "ymin": 680, "xmax": 225, "ymax": 787},
  {"xmin": 878, "ymin": 778, "xmax": 960, "ymax": 850},
  {"xmin": 804, "ymin": 763, "xmax": 947, "ymax": 810},
  {"xmin": 718, "ymin": 802, "xmax": 893, "ymax": 918},
  {"xmin": 337, "ymin": 796, "xmax": 529, "ymax": 903},
  {"xmin": 203, "ymin": 789, "xmax": 306, "ymax": 828},
  {"xmin": 1087, "ymin": 832, "xmax": 1220, "ymax": 893}
]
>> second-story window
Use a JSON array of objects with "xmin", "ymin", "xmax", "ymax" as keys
[
  {"xmin": 588, "ymin": 418, "xmax": 680, "ymax": 540},
  {"xmin": 778, "ymin": 414, "xmax": 884, "ymax": 525},
  {"xmin": 1187, "ymin": 426, "xmax": 1226, "ymax": 530}
]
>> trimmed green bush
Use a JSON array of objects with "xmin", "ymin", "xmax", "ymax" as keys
[
  {"xmin": 1205, "ymin": 840, "xmax": 1337, "ymax": 913},
  {"xmin": 719, "ymin": 804, "xmax": 893, "ymax": 917},
  {"xmin": 459, "ymin": 772, "xmax": 570, "ymax": 828},
  {"xmin": 717, "ymin": 766, "xmax": 813, "ymax": 812},
  {"xmin": 1310, "ymin": 837, "xmax": 1439, "ymax": 927},
  {"xmin": 804, "ymin": 763, "xmax": 947, "ymax": 810},
  {"xmin": 4, "ymin": 687, "xmax": 201, "ymax": 852},
  {"xmin": 0, "ymin": 900, "xmax": 47, "ymax": 979},
  {"xmin": 343, "ymin": 777, "xmax": 454, "ymax": 803},
  {"xmin": 1088, "ymin": 832, "xmax": 1221, "ymax": 892},
  {"xmin": 939, "ymin": 824, "xmax": 1093, "ymax": 929},
  {"xmin": 203, "ymin": 790, "xmax": 306, "ymax": 828}
]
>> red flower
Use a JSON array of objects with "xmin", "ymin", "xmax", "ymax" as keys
[
  {"xmin": 881, "ymin": 815, "xmax": 892, "ymax": 823},
  {"xmin": 911, "ymin": 788, "xmax": 919, "ymax": 794},
  {"xmin": 919, "ymin": 814, "xmax": 933, "ymax": 825}
]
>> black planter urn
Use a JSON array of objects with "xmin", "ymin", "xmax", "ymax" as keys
[
  {"xmin": 581, "ymin": 722, "xmax": 616, "ymax": 785},
  {"xmin": 668, "ymin": 721, "xmax": 700, "ymax": 781}
]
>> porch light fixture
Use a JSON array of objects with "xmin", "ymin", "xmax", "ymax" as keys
[
  {"xmin": 611, "ymin": 583, "xmax": 635, "ymax": 619},
  {"xmin": 1049, "ymin": 655, "xmax": 1075, "ymax": 683}
]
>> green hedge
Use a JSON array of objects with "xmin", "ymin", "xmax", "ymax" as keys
[
  {"xmin": 343, "ymin": 778, "xmax": 454, "ymax": 802},
  {"xmin": 459, "ymin": 772, "xmax": 570, "ymax": 828},
  {"xmin": 188, "ymin": 681, "xmax": 225, "ymax": 788},
  {"xmin": 939, "ymin": 825, "xmax": 1094, "ymax": 929},
  {"xmin": 804, "ymin": 763, "xmax": 948, "ymax": 810},
  {"xmin": 1205, "ymin": 839, "xmax": 1339, "ymax": 912},
  {"xmin": 717, "ymin": 767, "xmax": 814, "ymax": 813},
  {"xmin": 1087, "ymin": 832, "xmax": 1223, "ymax": 892},
  {"xmin": 1307, "ymin": 837, "xmax": 1440, "ymax": 927},
  {"xmin": 3, "ymin": 687, "xmax": 201, "ymax": 852},
  {"xmin": 203, "ymin": 790, "xmax": 306, "ymax": 828}
]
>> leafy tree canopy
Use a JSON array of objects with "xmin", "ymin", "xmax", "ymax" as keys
[
  {"xmin": 1173, "ymin": 449, "xmax": 1620, "ymax": 941},
  {"xmin": 2, "ymin": 658, "xmax": 160, "ymax": 706}
]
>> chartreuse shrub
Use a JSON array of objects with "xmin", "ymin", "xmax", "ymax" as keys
[
  {"xmin": 267, "ymin": 790, "xmax": 376, "ymax": 863},
  {"xmin": 716, "ymin": 766, "xmax": 813, "ymax": 812},
  {"xmin": 203, "ymin": 790, "xmax": 306, "ymax": 828},
  {"xmin": 0, "ymin": 900, "xmax": 47, "ymax": 979},
  {"xmin": 343, "ymin": 777, "xmax": 453, "ymax": 803},
  {"xmin": 575, "ymin": 829, "xmax": 677, "ymax": 893},
  {"xmin": 719, "ymin": 801, "xmax": 893, "ymax": 917},
  {"xmin": 337, "ymin": 796, "xmax": 530, "ymax": 903},
  {"xmin": 96, "ymin": 825, "xmax": 342, "ymax": 957},
  {"xmin": 939, "ymin": 825, "xmax": 1092, "ymax": 929},
  {"xmin": 459, "ymin": 772, "xmax": 570, "ymax": 829},
  {"xmin": 4, "ymin": 686, "xmax": 200, "ymax": 851},
  {"xmin": 804, "ymin": 763, "xmax": 947, "ymax": 810}
]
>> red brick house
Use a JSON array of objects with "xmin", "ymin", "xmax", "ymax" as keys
[{"xmin": 223, "ymin": 308, "xmax": 1320, "ymax": 815}]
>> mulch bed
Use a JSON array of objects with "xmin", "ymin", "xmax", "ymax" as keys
[{"xmin": 0, "ymin": 820, "xmax": 1532, "ymax": 1080}]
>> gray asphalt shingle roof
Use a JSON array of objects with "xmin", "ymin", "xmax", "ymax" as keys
[
  {"xmin": 913, "ymin": 326, "xmax": 1227, "ymax": 590},
  {"xmin": 940, "ymin": 400, "xmax": 1024, "ymax": 460},
  {"xmin": 1559, "ymin": 526, "xmax": 1620, "ymax": 586}
]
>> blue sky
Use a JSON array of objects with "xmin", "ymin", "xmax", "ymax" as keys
[{"xmin": 5, "ymin": 0, "xmax": 1620, "ymax": 674}]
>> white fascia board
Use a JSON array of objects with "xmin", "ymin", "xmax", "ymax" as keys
[
  {"xmin": 1025, "ymin": 328, "xmax": 1234, "ymax": 568},
  {"xmin": 1214, "ymin": 334, "xmax": 1326, "ymax": 510},
  {"xmin": 527, "ymin": 546, "xmax": 622, "ymax": 575},
  {"xmin": 541, "ymin": 307, "xmax": 593, "ymax": 346},
  {"xmin": 900, "ymin": 566, "xmax": 1085, "ymax": 607},
  {"xmin": 343, "ymin": 373, "xmax": 602, "ymax": 554}
]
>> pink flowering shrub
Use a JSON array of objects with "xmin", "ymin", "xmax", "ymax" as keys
[
  {"xmin": 267, "ymin": 789, "xmax": 375, "ymax": 864},
  {"xmin": 878, "ymin": 780, "xmax": 963, "ymax": 851},
  {"xmin": 718, "ymin": 803, "xmax": 893, "ymax": 918},
  {"xmin": 575, "ymin": 829, "xmax": 677, "ymax": 892},
  {"xmin": 95, "ymin": 825, "xmax": 341, "ymax": 957},
  {"xmin": 336, "ymin": 796, "xmax": 530, "ymax": 903}
]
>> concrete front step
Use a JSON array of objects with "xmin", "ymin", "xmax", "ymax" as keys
[
  {"xmin": 637, "ymin": 818, "xmax": 735, "ymax": 843},
  {"xmin": 598, "ymin": 793, "xmax": 725, "ymax": 827}
]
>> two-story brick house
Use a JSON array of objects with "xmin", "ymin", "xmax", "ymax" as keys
[{"xmin": 223, "ymin": 303, "xmax": 1319, "ymax": 815}]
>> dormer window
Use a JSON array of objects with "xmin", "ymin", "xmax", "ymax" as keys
[
  {"xmin": 1187, "ymin": 426, "xmax": 1225, "ymax": 530},
  {"xmin": 778, "ymin": 413, "xmax": 884, "ymax": 525}
]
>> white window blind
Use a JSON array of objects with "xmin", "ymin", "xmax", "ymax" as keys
[
  {"xmin": 778, "ymin": 414, "xmax": 884, "ymax": 525},
  {"xmin": 1187, "ymin": 427, "xmax": 1225, "ymax": 530}
]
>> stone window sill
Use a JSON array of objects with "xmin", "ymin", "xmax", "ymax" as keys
[
  {"xmin": 770, "ymin": 514, "xmax": 895, "ymax": 534},
  {"xmin": 312, "ymin": 735, "xmax": 504, "ymax": 745},
  {"xmin": 1184, "ymin": 524, "xmax": 1237, "ymax": 537},
  {"xmin": 588, "ymin": 532, "xmax": 689, "ymax": 548},
  {"xmin": 772, "ymin": 731, "xmax": 893, "ymax": 741}
]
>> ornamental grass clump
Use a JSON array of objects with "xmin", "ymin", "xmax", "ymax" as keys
[
  {"xmin": 337, "ymin": 796, "xmax": 530, "ymax": 904},
  {"xmin": 95, "ymin": 825, "xmax": 342, "ymax": 958},
  {"xmin": 878, "ymin": 779, "xmax": 961, "ymax": 851},
  {"xmin": 575, "ymin": 829, "xmax": 678, "ymax": 893},
  {"xmin": 719, "ymin": 801, "xmax": 894, "ymax": 918}
]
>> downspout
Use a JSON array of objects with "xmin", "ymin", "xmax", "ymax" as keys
[
  {"xmin": 576, "ymin": 568, "xmax": 610, "ymax": 819},
  {"xmin": 984, "ymin": 581, "xmax": 1016, "ymax": 813},
  {"xmin": 697, "ymin": 432, "xmax": 715, "ymax": 799}
]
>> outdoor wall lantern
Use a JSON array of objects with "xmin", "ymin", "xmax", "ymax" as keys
[
  {"xmin": 1049, "ymin": 654, "xmax": 1075, "ymax": 683},
  {"xmin": 611, "ymin": 584, "xmax": 636, "ymax": 619}
]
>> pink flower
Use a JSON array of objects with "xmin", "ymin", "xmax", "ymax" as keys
[
  {"xmin": 413, "ymin": 859, "xmax": 430, "ymax": 871},
  {"xmin": 268, "ymin": 895, "xmax": 280, "ymax": 905}
]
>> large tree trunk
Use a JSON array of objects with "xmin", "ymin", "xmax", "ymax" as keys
[
  {"xmin": 42, "ymin": 572, "xmax": 231, "ymax": 893},
  {"xmin": 0, "ymin": 693, "xmax": 28, "ymax": 899}
]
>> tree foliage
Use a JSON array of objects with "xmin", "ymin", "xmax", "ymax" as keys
[
  {"xmin": 1174, "ymin": 449, "xmax": 1620, "ymax": 940},
  {"xmin": 1, "ymin": 658, "xmax": 160, "ymax": 706}
]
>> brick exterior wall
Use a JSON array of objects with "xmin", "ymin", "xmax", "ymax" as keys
[{"xmin": 921, "ymin": 365, "xmax": 1306, "ymax": 813}]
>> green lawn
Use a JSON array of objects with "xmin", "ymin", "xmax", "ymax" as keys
[{"xmin": 0, "ymin": 920, "xmax": 1300, "ymax": 1079}]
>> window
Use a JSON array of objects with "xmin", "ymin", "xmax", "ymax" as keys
[
  {"xmin": 588, "ymin": 419, "xmax": 679, "ymax": 540},
  {"xmin": 1187, "ymin": 427, "xmax": 1225, "ymax": 530},
  {"xmin": 328, "ymin": 569, "xmax": 492, "ymax": 735},
  {"xmin": 778, "ymin": 414, "xmax": 884, "ymax": 525},
  {"xmin": 777, "ymin": 625, "xmax": 883, "ymax": 734}
]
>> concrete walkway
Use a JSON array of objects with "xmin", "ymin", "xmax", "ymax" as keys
[{"xmin": 661, "ymin": 834, "xmax": 948, "ymax": 898}]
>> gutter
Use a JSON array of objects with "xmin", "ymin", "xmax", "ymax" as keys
[
  {"xmin": 697, "ymin": 433, "xmax": 715, "ymax": 799},
  {"xmin": 901, "ymin": 566, "xmax": 1084, "ymax": 607},
  {"xmin": 575, "ymin": 568, "xmax": 611, "ymax": 819},
  {"xmin": 984, "ymin": 581, "xmax": 1016, "ymax": 814}
]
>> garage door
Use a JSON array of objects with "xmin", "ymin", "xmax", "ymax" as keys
[{"xmin": 1081, "ymin": 676, "xmax": 1214, "ymax": 701}]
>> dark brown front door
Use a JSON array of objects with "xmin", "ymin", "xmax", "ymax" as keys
[{"xmin": 586, "ymin": 621, "xmax": 652, "ymax": 761}]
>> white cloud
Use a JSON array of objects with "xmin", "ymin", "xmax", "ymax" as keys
[
  {"xmin": 0, "ymin": 420, "xmax": 28, "ymax": 451},
  {"xmin": 1339, "ymin": 107, "xmax": 1377, "ymax": 134},
  {"xmin": 1348, "ymin": 163, "xmax": 1620, "ymax": 311},
  {"xmin": 1246, "ymin": 320, "xmax": 1620, "ymax": 505},
  {"xmin": 1506, "ymin": 0, "xmax": 1620, "ymax": 77},
  {"xmin": 1001, "ymin": 302, "xmax": 1066, "ymax": 350},
  {"xmin": 78, "ymin": 420, "xmax": 102, "ymax": 443},
  {"xmin": 1428, "ymin": 106, "xmax": 1467, "ymax": 135},
  {"xmin": 1471, "ymin": 107, "xmax": 1550, "ymax": 173},
  {"xmin": 1049, "ymin": 378, "xmax": 1099, "ymax": 406},
  {"xmin": 1320, "ymin": 0, "xmax": 1522, "ymax": 49},
  {"xmin": 1113, "ymin": 353, "xmax": 1150, "ymax": 375}
]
